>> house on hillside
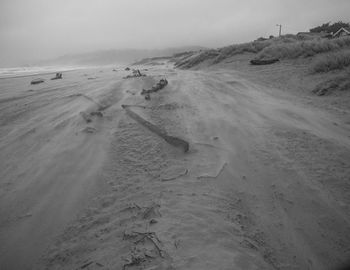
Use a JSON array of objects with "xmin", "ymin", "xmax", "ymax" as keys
[{"xmin": 332, "ymin": 27, "xmax": 350, "ymax": 38}]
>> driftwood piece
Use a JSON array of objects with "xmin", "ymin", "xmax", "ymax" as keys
[
  {"xmin": 123, "ymin": 69, "xmax": 146, "ymax": 79},
  {"xmin": 250, "ymin": 58, "xmax": 279, "ymax": 65},
  {"xmin": 142, "ymin": 203, "xmax": 161, "ymax": 219},
  {"xmin": 141, "ymin": 79, "xmax": 168, "ymax": 95},
  {"xmin": 80, "ymin": 261, "xmax": 94, "ymax": 269},
  {"xmin": 30, "ymin": 78, "xmax": 44, "ymax": 85},
  {"xmin": 123, "ymin": 231, "xmax": 165, "ymax": 259},
  {"xmin": 122, "ymin": 252, "xmax": 146, "ymax": 270},
  {"xmin": 161, "ymin": 169, "xmax": 188, "ymax": 182},
  {"xmin": 122, "ymin": 105, "xmax": 189, "ymax": 152},
  {"xmin": 80, "ymin": 261, "xmax": 103, "ymax": 269},
  {"xmin": 51, "ymin": 72, "xmax": 62, "ymax": 80},
  {"xmin": 90, "ymin": 111, "xmax": 103, "ymax": 117}
]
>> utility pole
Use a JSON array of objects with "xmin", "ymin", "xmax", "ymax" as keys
[{"xmin": 276, "ymin": 24, "xmax": 282, "ymax": 37}]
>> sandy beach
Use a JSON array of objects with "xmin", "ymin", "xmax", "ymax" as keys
[{"xmin": 0, "ymin": 63, "xmax": 349, "ymax": 270}]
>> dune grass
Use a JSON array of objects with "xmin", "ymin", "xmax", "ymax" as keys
[
  {"xmin": 212, "ymin": 40, "xmax": 273, "ymax": 63},
  {"xmin": 311, "ymin": 49, "xmax": 350, "ymax": 73},
  {"xmin": 175, "ymin": 50, "xmax": 220, "ymax": 68},
  {"xmin": 174, "ymin": 35, "xmax": 350, "ymax": 70},
  {"xmin": 175, "ymin": 40, "xmax": 275, "ymax": 68},
  {"xmin": 257, "ymin": 36, "xmax": 350, "ymax": 60}
]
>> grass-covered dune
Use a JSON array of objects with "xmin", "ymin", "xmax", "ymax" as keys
[
  {"xmin": 172, "ymin": 34, "xmax": 350, "ymax": 97},
  {"xmin": 174, "ymin": 35, "xmax": 350, "ymax": 73}
]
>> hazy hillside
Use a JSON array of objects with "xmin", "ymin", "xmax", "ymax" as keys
[{"xmin": 38, "ymin": 47, "xmax": 206, "ymax": 66}]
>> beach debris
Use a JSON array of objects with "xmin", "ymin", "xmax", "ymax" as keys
[
  {"xmin": 174, "ymin": 239, "xmax": 180, "ymax": 249},
  {"xmin": 30, "ymin": 78, "xmax": 45, "ymax": 85},
  {"xmin": 145, "ymin": 94, "xmax": 151, "ymax": 100},
  {"xmin": 313, "ymin": 87, "xmax": 329, "ymax": 96},
  {"xmin": 197, "ymin": 162, "xmax": 228, "ymax": 179},
  {"xmin": 150, "ymin": 219, "xmax": 158, "ymax": 225},
  {"xmin": 124, "ymin": 231, "xmax": 165, "ymax": 258},
  {"xmin": 80, "ymin": 110, "xmax": 103, "ymax": 124},
  {"xmin": 125, "ymin": 67, "xmax": 130, "ymax": 71},
  {"xmin": 126, "ymin": 90, "xmax": 136, "ymax": 95},
  {"xmin": 90, "ymin": 111, "xmax": 103, "ymax": 117},
  {"xmin": 120, "ymin": 202, "xmax": 169, "ymax": 269},
  {"xmin": 250, "ymin": 58, "xmax": 279, "ymax": 65},
  {"xmin": 123, "ymin": 69, "xmax": 146, "ymax": 79},
  {"xmin": 157, "ymin": 102, "xmax": 180, "ymax": 110},
  {"xmin": 80, "ymin": 112, "xmax": 92, "ymax": 123},
  {"xmin": 82, "ymin": 127, "xmax": 97, "ymax": 134},
  {"xmin": 161, "ymin": 169, "xmax": 188, "ymax": 182},
  {"xmin": 120, "ymin": 203, "xmax": 142, "ymax": 214},
  {"xmin": 122, "ymin": 104, "xmax": 189, "ymax": 152},
  {"xmin": 123, "ymin": 251, "xmax": 146, "ymax": 269},
  {"xmin": 79, "ymin": 260, "xmax": 103, "ymax": 269},
  {"xmin": 80, "ymin": 261, "xmax": 93, "ymax": 269},
  {"xmin": 123, "ymin": 104, "xmax": 150, "ymax": 110},
  {"xmin": 142, "ymin": 203, "xmax": 161, "ymax": 219},
  {"xmin": 240, "ymin": 239, "xmax": 259, "ymax": 251},
  {"xmin": 141, "ymin": 79, "xmax": 168, "ymax": 95},
  {"xmin": 51, "ymin": 72, "xmax": 62, "ymax": 80}
]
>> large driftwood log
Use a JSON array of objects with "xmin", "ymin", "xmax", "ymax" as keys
[{"xmin": 122, "ymin": 105, "xmax": 189, "ymax": 153}]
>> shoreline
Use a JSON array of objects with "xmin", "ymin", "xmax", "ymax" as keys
[{"xmin": 0, "ymin": 65, "xmax": 118, "ymax": 80}]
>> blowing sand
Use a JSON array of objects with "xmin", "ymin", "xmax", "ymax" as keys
[{"xmin": 0, "ymin": 64, "xmax": 349, "ymax": 270}]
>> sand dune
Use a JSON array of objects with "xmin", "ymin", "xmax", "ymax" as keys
[{"xmin": 0, "ymin": 65, "xmax": 349, "ymax": 269}]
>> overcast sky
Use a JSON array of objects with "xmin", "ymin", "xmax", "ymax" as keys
[{"xmin": 0, "ymin": 0, "xmax": 349, "ymax": 67}]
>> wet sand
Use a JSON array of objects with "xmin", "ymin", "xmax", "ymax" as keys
[{"xmin": 0, "ymin": 65, "xmax": 349, "ymax": 270}]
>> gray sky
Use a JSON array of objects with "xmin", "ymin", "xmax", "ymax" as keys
[{"xmin": 0, "ymin": 0, "xmax": 349, "ymax": 67}]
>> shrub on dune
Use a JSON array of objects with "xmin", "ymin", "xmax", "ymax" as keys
[
  {"xmin": 213, "ymin": 40, "xmax": 273, "ymax": 63},
  {"xmin": 257, "ymin": 36, "xmax": 350, "ymax": 60},
  {"xmin": 312, "ymin": 50, "xmax": 350, "ymax": 72},
  {"xmin": 175, "ymin": 50, "xmax": 220, "ymax": 69}
]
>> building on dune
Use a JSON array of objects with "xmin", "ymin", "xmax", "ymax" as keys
[{"xmin": 332, "ymin": 27, "xmax": 350, "ymax": 38}]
